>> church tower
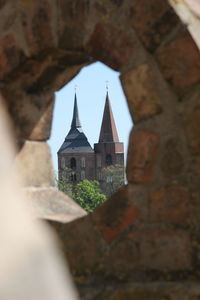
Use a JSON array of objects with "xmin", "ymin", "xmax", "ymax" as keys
[
  {"xmin": 57, "ymin": 93, "xmax": 95, "ymax": 183},
  {"xmin": 94, "ymin": 91, "xmax": 124, "ymax": 183}
]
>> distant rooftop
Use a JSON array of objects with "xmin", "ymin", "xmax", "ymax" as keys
[{"xmin": 58, "ymin": 94, "xmax": 94, "ymax": 154}]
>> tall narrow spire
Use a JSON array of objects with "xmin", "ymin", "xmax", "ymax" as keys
[
  {"xmin": 99, "ymin": 92, "xmax": 119, "ymax": 143},
  {"xmin": 71, "ymin": 93, "xmax": 81, "ymax": 129},
  {"xmin": 59, "ymin": 91, "xmax": 93, "ymax": 153}
]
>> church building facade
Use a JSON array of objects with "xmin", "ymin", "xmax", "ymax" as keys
[{"xmin": 57, "ymin": 92, "xmax": 124, "ymax": 188}]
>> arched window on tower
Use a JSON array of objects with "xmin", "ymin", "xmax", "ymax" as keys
[
  {"xmin": 70, "ymin": 157, "xmax": 76, "ymax": 169},
  {"xmin": 106, "ymin": 154, "xmax": 112, "ymax": 166}
]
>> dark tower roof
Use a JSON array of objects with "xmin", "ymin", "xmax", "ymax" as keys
[
  {"xmin": 58, "ymin": 93, "xmax": 94, "ymax": 154},
  {"xmin": 71, "ymin": 93, "xmax": 81, "ymax": 129},
  {"xmin": 98, "ymin": 92, "xmax": 119, "ymax": 143}
]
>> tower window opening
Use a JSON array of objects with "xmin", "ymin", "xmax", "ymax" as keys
[
  {"xmin": 70, "ymin": 157, "xmax": 77, "ymax": 169},
  {"xmin": 106, "ymin": 154, "xmax": 112, "ymax": 166}
]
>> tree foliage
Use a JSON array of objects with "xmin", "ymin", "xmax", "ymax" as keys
[
  {"xmin": 57, "ymin": 169, "xmax": 107, "ymax": 212},
  {"xmin": 74, "ymin": 179, "xmax": 106, "ymax": 212},
  {"xmin": 57, "ymin": 164, "xmax": 124, "ymax": 212}
]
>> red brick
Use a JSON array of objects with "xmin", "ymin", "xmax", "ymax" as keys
[
  {"xmin": 2, "ymin": 89, "xmax": 54, "ymax": 140},
  {"xmin": 0, "ymin": 0, "xmax": 6, "ymax": 9},
  {"xmin": 149, "ymin": 185, "xmax": 189, "ymax": 225},
  {"xmin": 58, "ymin": 0, "xmax": 91, "ymax": 50},
  {"xmin": 93, "ymin": 186, "xmax": 140, "ymax": 243},
  {"xmin": 21, "ymin": 0, "xmax": 55, "ymax": 54},
  {"xmin": 109, "ymin": 229, "xmax": 191, "ymax": 271},
  {"xmin": 15, "ymin": 141, "xmax": 55, "ymax": 187},
  {"xmin": 121, "ymin": 64, "xmax": 162, "ymax": 122},
  {"xmin": 156, "ymin": 30, "xmax": 200, "ymax": 95},
  {"xmin": 0, "ymin": 34, "xmax": 25, "ymax": 80},
  {"xmin": 184, "ymin": 106, "xmax": 200, "ymax": 155},
  {"xmin": 1, "ymin": 88, "xmax": 54, "ymax": 141},
  {"xmin": 129, "ymin": 0, "xmax": 180, "ymax": 52},
  {"xmin": 127, "ymin": 129, "xmax": 159, "ymax": 183},
  {"xmin": 195, "ymin": 161, "xmax": 200, "ymax": 187},
  {"xmin": 95, "ymin": 282, "xmax": 200, "ymax": 299},
  {"xmin": 86, "ymin": 23, "xmax": 134, "ymax": 70},
  {"xmin": 160, "ymin": 138, "xmax": 184, "ymax": 177},
  {"xmin": 51, "ymin": 215, "xmax": 106, "ymax": 274}
]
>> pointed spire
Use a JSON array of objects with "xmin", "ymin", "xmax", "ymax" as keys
[
  {"xmin": 99, "ymin": 92, "xmax": 119, "ymax": 143},
  {"xmin": 71, "ymin": 93, "xmax": 81, "ymax": 129}
]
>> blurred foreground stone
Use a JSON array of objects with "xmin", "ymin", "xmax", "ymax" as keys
[
  {"xmin": 0, "ymin": 97, "xmax": 78, "ymax": 300},
  {"xmin": 23, "ymin": 187, "xmax": 87, "ymax": 222}
]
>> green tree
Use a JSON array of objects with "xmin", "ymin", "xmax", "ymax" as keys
[
  {"xmin": 102, "ymin": 164, "xmax": 124, "ymax": 197},
  {"xmin": 74, "ymin": 179, "xmax": 107, "ymax": 212}
]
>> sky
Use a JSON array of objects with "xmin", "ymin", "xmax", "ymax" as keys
[{"xmin": 48, "ymin": 62, "xmax": 133, "ymax": 176}]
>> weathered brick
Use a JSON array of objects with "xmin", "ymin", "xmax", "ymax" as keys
[
  {"xmin": 121, "ymin": 64, "xmax": 162, "ymax": 122},
  {"xmin": 0, "ymin": 34, "xmax": 26, "ymax": 80},
  {"xmin": 184, "ymin": 106, "xmax": 200, "ymax": 155},
  {"xmin": 96, "ymin": 283, "xmax": 200, "ymax": 300},
  {"xmin": 156, "ymin": 30, "xmax": 200, "ymax": 95},
  {"xmin": 149, "ymin": 185, "xmax": 189, "ymax": 225},
  {"xmin": 51, "ymin": 215, "xmax": 106, "ymax": 274},
  {"xmin": 93, "ymin": 186, "xmax": 140, "ymax": 243},
  {"xmin": 21, "ymin": 0, "xmax": 56, "ymax": 54},
  {"xmin": 127, "ymin": 128, "xmax": 159, "ymax": 183},
  {"xmin": 53, "ymin": 63, "xmax": 87, "ymax": 91},
  {"xmin": 108, "ymin": 229, "xmax": 191, "ymax": 271},
  {"xmin": 0, "ymin": 0, "xmax": 6, "ymax": 9},
  {"xmin": 25, "ymin": 53, "xmax": 89, "ymax": 93},
  {"xmin": 14, "ymin": 141, "xmax": 55, "ymax": 187},
  {"xmin": 110, "ymin": 0, "xmax": 123, "ymax": 7},
  {"xmin": 97, "ymin": 289, "xmax": 164, "ymax": 300},
  {"xmin": 58, "ymin": 0, "xmax": 91, "ymax": 50},
  {"xmin": 129, "ymin": 0, "xmax": 180, "ymax": 52},
  {"xmin": 86, "ymin": 23, "xmax": 134, "ymax": 70},
  {"xmin": 195, "ymin": 161, "xmax": 200, "ymax": 187},
  {"xmin": 160, "ymin": 138, "xmax": 184, "ymax": 177},
  {"xmin": 2, "ymin": 89, "xmax": 54, "ymax": 140}
]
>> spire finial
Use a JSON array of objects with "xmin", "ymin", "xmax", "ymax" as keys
[
  {"xmin": 106, "ymin": 80, "xmax": 109, "ymax": 92},
  {"xmin": 74, "ymin": 84, "xmax": 77, "ymax": 93}
]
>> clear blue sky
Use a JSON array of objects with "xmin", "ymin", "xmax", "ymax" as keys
[{"xmin": 48, "ymin": 62, "xmax": 133, "ymax": 176}]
